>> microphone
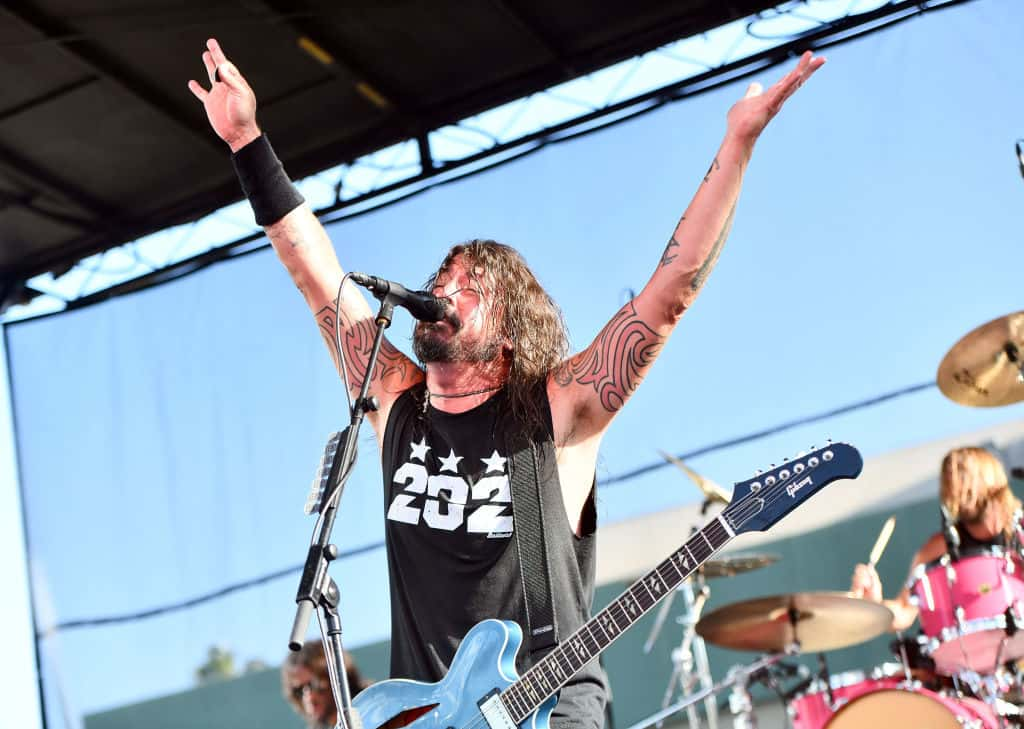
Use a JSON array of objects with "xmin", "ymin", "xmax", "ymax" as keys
[
  {"xmin": 350, "ymin": 272, "xmax": 447, "ymax": 322},
  {"xmin": 940, "ymin": 503, "xmax": 961, "ymax": 561}
]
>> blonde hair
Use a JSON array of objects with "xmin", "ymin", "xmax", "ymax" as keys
[{"xmin": 940, "ymin": 447, "xmax": 1020, "ymax": 537}]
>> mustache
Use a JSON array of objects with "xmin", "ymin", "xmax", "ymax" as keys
[{"xmin": 421, "ymin": 305, "xmax": 460, "ymax": 329}]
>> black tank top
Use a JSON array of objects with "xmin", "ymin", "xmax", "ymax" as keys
[
  {"xmin": 381, "ymin": 384, "xmax": 607, "ymax": 729},
  {"xmin": 953, "ymin": 520, "xmax": 1008, "ymax": 551}
]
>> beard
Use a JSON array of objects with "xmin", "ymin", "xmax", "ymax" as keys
[{"xmin": 413, "ymin": 314, "xmax": 503, "ymax": 364}]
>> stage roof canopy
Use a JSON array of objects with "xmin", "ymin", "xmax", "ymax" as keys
[{"xmin": 1, "ymin": 0, "xmax": 779, "ymax": 292}]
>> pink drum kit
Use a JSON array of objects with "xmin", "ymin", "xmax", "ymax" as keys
[
  {"xmin": 692, "ymin": 584, "xmax": 1017, "ymax": 729},
  {"xmin": 909, "ymin": 545, "xmax": 1024, "ymax": 676},
  {"xmin": 637, "ymin": 313, "xmax": 1024, "ymax": 728},
  {"xmin": 780, "ymin": 538, "xmax": 1024, "ymax": 729}
]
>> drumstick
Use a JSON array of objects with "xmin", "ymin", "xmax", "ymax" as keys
[{"xmin": 868, "ymin": 516, "xmax": 896, "ymax": 567}]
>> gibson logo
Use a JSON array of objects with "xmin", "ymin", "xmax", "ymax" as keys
[{"xmin": 786, "ymin": 476, "xmax": 812, "ymax": 498}]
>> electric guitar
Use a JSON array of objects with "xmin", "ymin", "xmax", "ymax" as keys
[{"xmin": 353, "ymin": 443, "xmax": 863, "ymax": 729}]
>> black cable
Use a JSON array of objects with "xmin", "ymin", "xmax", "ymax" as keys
[
  {"xmin": 601, "ymin": 381, "xmax": 936, "ymax": 486},
  {"xmin": 46, "ymin": 541, "xmax": 382, "ymax": 634},
  {"xmin": 47, "ymin": 380, "xmax": 935, "ymax": 633}
]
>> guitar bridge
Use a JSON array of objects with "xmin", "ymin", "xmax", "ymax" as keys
[{"xmin": 478, "ymin": 690, "xmax": 516, "ymax": 729}]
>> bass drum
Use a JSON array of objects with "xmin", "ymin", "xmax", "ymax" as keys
[{"xmin": 824, "ymin": 687, "xmax": 998, "ymax": 729}]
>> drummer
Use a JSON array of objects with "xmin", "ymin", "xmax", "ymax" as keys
[{"xmin": 851, "ymin": 446, "xmax": 1021, "ymax": 631}]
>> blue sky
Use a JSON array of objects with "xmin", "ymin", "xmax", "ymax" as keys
[{"xmin": 3, "ymin": 1, "xmax": 1024, "ymax": 726}]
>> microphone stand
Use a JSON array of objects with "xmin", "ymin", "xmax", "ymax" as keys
[{"xmin": 288, "ymin": 291, "xmax": 399, "ymax": 729}]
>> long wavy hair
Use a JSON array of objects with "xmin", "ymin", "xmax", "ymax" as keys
[
  {"xmin": 425, "ymin": 240, "xmax": 569, "ymax": 435},
  {"xmin": 940, "ymin": 446, "xmax": 1020, "ymax": 538},
  {"xmin": 281, "ymin": 641, "xmax": 370, "ymax": 720}
]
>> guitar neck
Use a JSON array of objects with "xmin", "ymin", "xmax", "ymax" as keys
[{"xmin": 501, "ymin": 515, "xmax": 735, "ymax": 721}]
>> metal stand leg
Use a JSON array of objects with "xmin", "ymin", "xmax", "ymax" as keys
[
  {"xmin": 626, "ymin": 652, "xmax": 794, "ymax": 729},
  {"xmin": 656, "ymin": 578, "xmax": 717, "ymax": 729},
  {"xmin": 726, "ymin": 671, "xmax": 756, "ymax": 729}
]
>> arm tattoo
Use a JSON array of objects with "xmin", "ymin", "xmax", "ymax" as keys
[
  {"xmin": 690, "ymin": 202, "xmax": 735, "ymax": 292},
  {"xmin": 703, "ymin": 156, "xmax": 720, "ymax": 184},
  {"xmin": 555, "ymin": 302, "xmax": 664, "ymax": 413},
  {"xmin": 660, "ymin": 215, "xmax": 684, "ymax": 268},
  {"xmin": 660, "ymin": 236, "xmax": 680, "ymax": 268},
  {"xmin": 316, "ymin": 304, "xmax": 413, "ymax": 390}
]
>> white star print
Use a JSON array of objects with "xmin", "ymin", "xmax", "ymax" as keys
[
  {"xmin": 409, "ymin": 437, "xmax": 430, "ymax": 462},
  {"xmin": 438, "ymin": 448, "xmax": 463, "ymax": 474},
  {"xmin": 481, "ymin": 450, "xmax": 507, "ymax": 474}
]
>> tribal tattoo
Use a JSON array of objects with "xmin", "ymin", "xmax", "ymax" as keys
[
  {"xmin": 660, "ymin": 236, "xmax": 680, "ymax": 268},
  {"xmin": 316, "ymin": 303, "xmax": 414, "ymax": 390},
  {"xmin": 554, "ymin": 302, "xmax": 664, "ymax": 413},
  {"xmin": 690, "ymin": 202, "xmax": 735, "ymax": 292},
  {"xmin": 703, "ymin": 156, "xmax": 720, "ymax": 184}
]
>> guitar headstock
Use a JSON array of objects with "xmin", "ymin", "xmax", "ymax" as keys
[{"xmin": 722, "ymin": 442, "xmax": 862, "ymax": 535}]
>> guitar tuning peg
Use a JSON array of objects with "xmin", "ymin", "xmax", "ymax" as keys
[{"xmin": 754, "ymin": 469, "xmax": 763, "ymax": 476}]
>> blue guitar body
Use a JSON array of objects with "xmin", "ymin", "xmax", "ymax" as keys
[{"xmin": 353, "ymin": 619, "xmax": 557, "ymax": 729}]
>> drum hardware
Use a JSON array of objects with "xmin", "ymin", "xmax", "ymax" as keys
[
  {"xmin": 936, "ymin": 311, "xmax": 1024, "ymax": 407},
  {"xmin": 817, "ymin": 654, "xmax": 835, "ymax": 710},
  {"xmin": 893, "ymin": 632, "xmax": 915, "ymax": 683},
  {"xmin": 623, "ymin": 649, "xmax": 799, "ymax": 729},
  {"xmin": 643, "ymin": 569, "xmax": 718, "ymax": 729},
  {"xmin": 639, "ymin": 550, "xmax": 778, "ymax": 729},
  {"xmin": 643, "ymin": 453, "xmax": 779, "ymax": 729}
]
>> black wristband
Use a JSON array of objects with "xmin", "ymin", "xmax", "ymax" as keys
[{"xmin": 231, "ymin": 134, "xmax": 305, "ymax": 226}]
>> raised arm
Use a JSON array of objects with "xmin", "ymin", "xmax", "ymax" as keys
[
  {"xmin": 551, "ymin": 51, "xmax": 825, "ymax": 440},
  {"xmin": 852, "ymin": 531, "xmax": 945, "ymax": 632},
  {"xmin": 188, "ymin": 39, "xmax": 422, "ymax": 432}
]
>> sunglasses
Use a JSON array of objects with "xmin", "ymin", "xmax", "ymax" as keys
[{"xmin": 290, "ymin": 677, "xmax": 328, "ymax": 701}]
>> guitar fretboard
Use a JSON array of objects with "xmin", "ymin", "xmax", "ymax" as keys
[{"xmin": 500, "ymin": 516, "xmax": 735, "ymax": 722}]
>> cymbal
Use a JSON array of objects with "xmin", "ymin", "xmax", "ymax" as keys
[
  {"xmin": 699, "ymin": 553, "xmax": 779, "ymax": 578},
  {"xmin": 937, "ymin": 311, "xmax": 1024, "ymax": 407},
  {"xmin": 696, "ymin": 591, "xmax": 893, "ymax": 653}
]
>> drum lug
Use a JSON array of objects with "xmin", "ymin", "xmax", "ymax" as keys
[{"xmin": 955, "ymin": 605, "xmax": 966, "ymax": 631}]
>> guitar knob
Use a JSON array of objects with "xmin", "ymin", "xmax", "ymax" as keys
[
  {"xmin": 751, "ymin": 481, "xmax": 762, "ymax": 493},
  {"xmin": 794, "ymin": 463, "xmax": 805, "ymax": 474},
  {"xmin": 779, "ymin": 469, "xmax": 791, "ymax": 480},
  {"xmin": 823, "ymin": 450, "xmax": 834, "ymax": 462},
  {"xmin": 765, "ymin": 475, "xmax": 777, "ymax": 486},
  {"xmin": 809, "ymin": 457, "xmax": 820, "ymax": 467}
]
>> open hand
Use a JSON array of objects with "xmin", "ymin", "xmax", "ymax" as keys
[
  {"xmin": 187, "ymin": 38, "xmax": 261, "ymax": 152},
  {"xmin": 726, "ymin": 51, "xmax": 825, "ymax": 145}
]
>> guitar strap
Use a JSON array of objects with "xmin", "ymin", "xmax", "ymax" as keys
[{"xmin": 507, "ymin": 421, "xmax": 559, "ymax": 660}]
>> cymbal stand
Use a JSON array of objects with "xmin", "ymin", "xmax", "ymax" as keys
[
  {"xmin": 625, "ymin": 651, "xmax": 795, "ymax": 729},
  {"xmin": 655, "ymin": 574, "xmax": 717, "ymax": 729},
  {"xmin": 726, "ymin": 664, "xmax": 755, "ymax": 729}
]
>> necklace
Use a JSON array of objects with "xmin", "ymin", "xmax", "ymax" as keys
[{"xmin": 426, "ymin": 384, "xmax": 502, "ymax": 399}]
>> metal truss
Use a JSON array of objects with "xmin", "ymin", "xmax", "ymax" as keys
[{"xmin": 3, "ymin": 0, "xmax": 975, "ymax": 323}]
